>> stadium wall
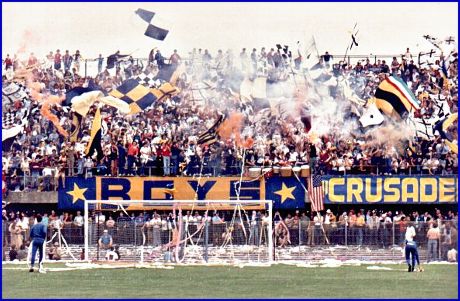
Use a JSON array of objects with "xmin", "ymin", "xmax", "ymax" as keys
[{"xmin": 5, "ymin": 175, "xmax": 457, "ymax": 208}]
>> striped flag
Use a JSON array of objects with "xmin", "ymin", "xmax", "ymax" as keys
[
  {"xmin": 374, "ymin": 75, "xmax": 420, "ymax": 119},
  {"xmin": 197, "ymin": 113, "xmax": 225, "ymax": 145},
  {"xmin": 307, "ymin": 173, "xmax": 325, "ymax": 212},
  {"xmin": 69, "ymin": 112, "xmax": 83, "ymax": 143},
  {"xmin": 85, "ymin": 108, "xmax": 103, "ymax": 162}
]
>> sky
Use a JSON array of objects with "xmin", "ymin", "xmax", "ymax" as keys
[{"xmin": 2, "ymin": 2, "xmax": 458, "ymax": 60}]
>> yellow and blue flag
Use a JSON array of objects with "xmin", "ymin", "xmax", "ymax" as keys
[{"xmin": 109, "ymin": 78, "xmax": 157, "ymax": 114}]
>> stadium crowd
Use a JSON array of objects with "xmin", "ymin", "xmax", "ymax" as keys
[
  {"xmin": 2, "ymin": 206, "xmax": 458, "ymax": 262},
  {"xmin": 2, "ymin": 46, "xmax": 458, "ymax": 193}
]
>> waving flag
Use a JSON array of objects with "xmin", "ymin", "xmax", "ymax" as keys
[
  {"xmin": 135, "ymin": 8, "xmax": 169, "ymax": 41},
  {"xmin": 154, "ymin": 63, "xmax": 185, "ymax": 85},
  {"xmin": 2, "ymin": 82, "xmax": 28, "ymax": 103},
  {"xmin": 109, "ymin": 79, "xmax": 157, "ymax": 115},
  {"xmin": 197, "ymin": 113, "xmax": 225, "ymax": 145},
  {"xmin": 433, "ymin": 113, "xmax": 458, "ymax": 154},
  {"xmin": 307, "ymin": 173, "xmax": 324, "ymax": 213},
  {"xmin": 374, "ymin": 76, "xmax": 420, "ymax": 119},
  {"xmin": 2, "ymin": 106, "xmax": 29, "ymax": 151},
  {"xmin": 2, "ymin": 124, "xmax": 24, "ymax": 151},
  {"xmin": 85, "ymin": 108, "xmax": 103, "ymax": 161},
  {"xmin": 150, "ymin": 82, "xmax": 179, "ymax": 102},
  {"xmin": 144, "ymin": 24, "xmax": 169, "ymax": 41},
  {"xmin": 132, "ymin": 70, "xmax": 161, "ymax": 88},
  {"xmin": 135, "ymin": 8, "xmax": 155, "ymax": 23},
  {"xmin": 70, "ymin": 112, "xmax": 83, "ymax": 143}
]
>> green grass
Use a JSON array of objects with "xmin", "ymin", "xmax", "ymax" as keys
[{"xmin": 2, "ymin": 263, "xmax": 458, "ymax": 299}]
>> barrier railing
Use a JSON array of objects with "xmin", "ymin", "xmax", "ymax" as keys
[
  {"xmin": 2, "ymin": 51, "xmax": 436, "ymax": 78},
  {"xmin": 76, "ymin": 52, "xmax": 440, "ymax": 77},
  {"xmin": 275, "ymin": 219, "xmax": 457, "ymax": 262},
  {"xmin": 2, "ymin": 219, "xmax": 456, "ymax": 262}
]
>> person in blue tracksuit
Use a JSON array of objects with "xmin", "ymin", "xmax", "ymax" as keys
[{"xmin": 29, "ymin": 214, "xmax": 47, "ymax": 273}]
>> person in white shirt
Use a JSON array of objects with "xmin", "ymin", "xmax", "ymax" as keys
[
  {"xmin": 105, "ymin": 247, "xmax": 119, "ymax": 261},
  {"xmin": 95, "ymin": 212, "xmax": 106, "ymax": 225},
  {"xmin": 45, "ymin": 142, "xmax": 57, "ymax": 156},
  {"xmin": 193, "ymin": 212, "xmax": 202, "ymax": 224},
  {"xmin": 404, "ymin": 219, "xmax": 420, "ymax": 272},
  {"xmin": 403, "ymin": 48, "xmax": 412, "ymax": 61},
  {"xmin": 139, "ymin": 143, "xmax": 152, "ymax": 175},
  {"xmin": 19, "ymin": 213, "xmax": 30, "ymax": 231},
  {"xmin": 313, "ymin": 213, "xmax": 324, "ymax": 245},
  {"xmin": 183, "ymin": 211, "xmax": 193, "ymax": 224},
  {"xmin": 249, "ymin": 211, "xmax": 260, "ymax": 245},
  {"xmin": 74, "ymin": 211, "xmax": 84, "ymax": 227},
  {"xmin": 151, "ymin": 213, "xmax": 162, "ymax": 247}
]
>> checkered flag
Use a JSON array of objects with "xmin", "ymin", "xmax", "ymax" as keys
[
  {"xmin": 132, "ymin": 71, "xmax": 164, "ymax": 88},
  {"xmin": 2, "ymin": 113, "xmax": 15, "ymax": 129},
  {"xmin": 135, "ymin": 8, "xmax": 169, "ymax": 41},
  {"xmin": 2, "ymin": 80, "xmax": 31, "ymax": 129},
  {"xmin": 2, "ymin": 82, "xmax": 29, "ymax": 103}
]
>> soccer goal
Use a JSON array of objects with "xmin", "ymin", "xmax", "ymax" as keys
[{"xmin": 84, "ymin": 200, "xmax": 273, "ymax": 265}]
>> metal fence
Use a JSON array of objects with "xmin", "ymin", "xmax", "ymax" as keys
[
  {"xmin": 3, "ymin": 52, "xmax": 441, "ymax": 78},
  {"xmin": 77, "ymin": 52, "xmax": 442, "ymax": 77},
  {"xmin": 2, "ymin": 219, "xmax": 457, "ymax": 262}
]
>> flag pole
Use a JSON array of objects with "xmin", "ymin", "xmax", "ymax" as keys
[{"xmin": 312, "ymin": 35, "xmax": 320, "ymax": 60}]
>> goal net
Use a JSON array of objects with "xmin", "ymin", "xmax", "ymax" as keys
[{"xmin": 84, "ymin": 200, "xmax": 273, "ymax": 265}]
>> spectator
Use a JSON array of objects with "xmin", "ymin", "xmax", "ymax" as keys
[
  {"xmin": 126, "ymin": 141, "xmax": 139, "ymax": 176},
  {"xmin": 105, "ymin": 246, "xmax": 119, "ymax": 261},
  {"xmin": 9, "ymin": 245, "xmax": 18, "ymax": 261},
  {"xmin": 240, "ymin": 48, "xmax": 248, "ymax": 71},
  {"xmin": 98, "ymin": 229, "xmax": 113, "ymax": 250},
  {"xmin": 9, "ymin": 219, "xmax": 23, "ymax": 250},
  {"xmin": 151, "ymin": 213, "xmax": 162, "ymax": 247},
  {"xmin": 73, "ymin": 50, "xmax": 82, "ymax": 74},
  {"xmin": 154, "ymin": 50, "xmax": 165, "ymax": 69},
  {"xmin": 54, "ymin": 49, "xmax": 62, "ymax": 70},
  {"xmin": 4, "ymin": 54, "xmax": 13, "ymax": 70},
  {"xmin": 170, "ymin": 49, "xmax": 181, "ymax": 66},
  {"xmin": 63, "ymin": 50, "xmax": 73, "ymax": 72},
  {"xmin": 48, "ymin": 242, "xmax": 62, "ymax": 260},
  {"xmin": 160, "ymin": 139, "xmax": 172, "ymax": 176},
  {"xmin": 355, "ymin": 211, "xmax": 365, "ymax": 246},
  {"xmin": 97, "ymin": 54, "xmax": 104, "ymax": 74},
  {"xmin": 28, "ymin": 52, "xmax": 38, "ymax": 67},
  {"xmin": 322, "ymin": 51, "xmax": 333, "ymax": 68},
  {"xmin": 426, "ymin": 223, "xmax": 441, "ymax": 262},
  {"xmin": 313, "ymin": 213, "xmax": 323, "ymax": 245},
  {"xmin": 0, "ymin": 46, "xmax": 457, "ymax": 189}
]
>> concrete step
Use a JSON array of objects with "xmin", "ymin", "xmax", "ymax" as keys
[{"xmin": 6, "ymin": 245, "xmax": 433, "ymax": 263}]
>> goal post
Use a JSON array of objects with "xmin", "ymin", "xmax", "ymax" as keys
[{"xmin": 84, "ymin": 200, "xmax": 273, "ymax": 265}]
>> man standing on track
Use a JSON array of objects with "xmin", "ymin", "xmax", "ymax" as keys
[{"xmin": 29, "ymin": 214, "xmax": 47, "ymax": 273}]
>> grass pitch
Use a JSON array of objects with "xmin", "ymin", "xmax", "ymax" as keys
[{"xmin": 2, "ymin": 263, "xmax": 458, "ymax": 299}]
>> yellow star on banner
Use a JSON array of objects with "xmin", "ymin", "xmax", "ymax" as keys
[
  {"xmin": 274, "ymin": 183, "xmax": 296, "ymax": 204},
  {"xmin": 67, "ymin": 183, "xmax": 88, "ymax": 204}
]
